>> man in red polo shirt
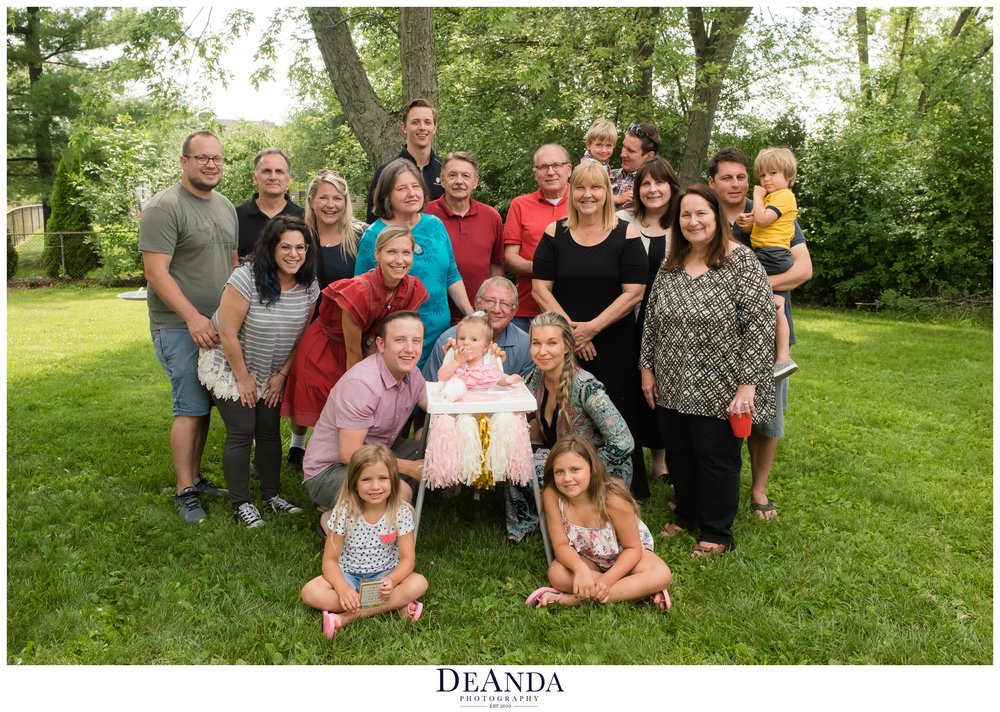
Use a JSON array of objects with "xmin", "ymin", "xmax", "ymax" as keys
[
  {"xmin": 503, "ymin": 144, "xmax": 572, "ymax": 332},
  {"xmin": 425, "ymin": 151, "xmax": 504, "ymax": 324}
]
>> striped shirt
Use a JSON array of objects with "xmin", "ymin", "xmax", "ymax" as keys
[{"xmin": 199, "ymin": 264, "xmax": 319, "ymax": 400}]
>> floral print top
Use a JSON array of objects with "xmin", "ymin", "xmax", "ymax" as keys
[
  {"xmin": 523, "ymin": 367, "xmax": 634, "ymax": 485},
  {"xmin": 559, "ymin": 499, "xmax": 655, "ymax": 571}
]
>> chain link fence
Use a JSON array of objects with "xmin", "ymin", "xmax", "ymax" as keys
[{"xmin": 7, "ymin": 228, "xmax": 139, "ymax": 281}]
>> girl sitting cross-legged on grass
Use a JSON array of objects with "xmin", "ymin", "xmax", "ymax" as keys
[
  {"xmin": 525, "ymin": 435, "xmax": 673, "ymax": 611},
  {"xmin": 301, "ymin": 444, "xmax": 427, "ymax": 638}
]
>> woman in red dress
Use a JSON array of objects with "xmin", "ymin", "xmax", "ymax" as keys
[{"xmin": 281, "ymin": 224, "xmax": 429, "ymax": 429}]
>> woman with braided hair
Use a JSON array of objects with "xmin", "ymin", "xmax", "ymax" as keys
[{"xmin": 505, "ymin": 311, "xmax": 634, "ymax": 543}]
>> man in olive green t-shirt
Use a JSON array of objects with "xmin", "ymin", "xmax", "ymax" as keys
[{"xmin": 139, "ymin": 130, "xmax": 238, "ymax": 524}]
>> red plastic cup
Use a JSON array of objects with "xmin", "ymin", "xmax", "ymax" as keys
[{"xmin": 728, "ymin": 411, "xmax": 752, "ymax": 438}]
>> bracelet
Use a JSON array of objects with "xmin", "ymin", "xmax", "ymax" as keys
[{"xmin": 276, "ymin": 370, "xmax": 287, "ymax": 378}]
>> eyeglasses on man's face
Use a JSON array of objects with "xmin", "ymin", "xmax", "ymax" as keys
[
  {"xmin": 479, "ymin": 297, "xmax": 515, "ymax": 311},
  {"xmin": 185, "ymin": 154, "xmax": 226, "ymax": 166},
  {"xmin": 534, "ymin": 161, "xmax": 570, "ymax": 173}
]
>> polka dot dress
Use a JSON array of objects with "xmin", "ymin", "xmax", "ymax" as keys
[{"xmin": 328, "ymin": 505, "xmax": 415, "ymax": 575}]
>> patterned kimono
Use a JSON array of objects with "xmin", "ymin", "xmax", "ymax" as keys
[{"xmin": 505, "ymin": 367, "xmax": 634, "ymax": 542}]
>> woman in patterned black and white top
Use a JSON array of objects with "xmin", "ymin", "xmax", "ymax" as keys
[
  {"xmin": 199, "ymin": 215, "xmax": 319, "ymax": 528},
  {"xmin": 639, "ymin": 185, "xmax": 775, "ymax": 557}
]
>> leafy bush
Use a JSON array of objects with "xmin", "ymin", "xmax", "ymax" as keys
[{"xmin": 77, "ymin": 115, "xmax": 182, "ymax": 282}]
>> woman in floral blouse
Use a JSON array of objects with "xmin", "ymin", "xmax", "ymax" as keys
[
  {"xmin": 639, "ymin": 185, "xmax": 775, "ymax": 557},
  {"xmin": 506, "ymin": 311, "xmax": 634, "ymax": 543}
]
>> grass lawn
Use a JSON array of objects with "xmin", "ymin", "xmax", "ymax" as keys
[{"xmin": 5, "ymin": 287, "xmax": 993, "ymax": 665}]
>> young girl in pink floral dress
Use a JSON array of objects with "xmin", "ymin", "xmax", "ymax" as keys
[{"xmin": 525, "ymin": 435, "xmax": 672, "ymax": 611}]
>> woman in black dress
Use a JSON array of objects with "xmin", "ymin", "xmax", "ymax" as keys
[
  {"xmin": 625, "ymin": 157, "xmax": 680, "ymax": 482},
  {"xmin": 531, "ymin": 161, "xmax": 649, "ymax": 497}
]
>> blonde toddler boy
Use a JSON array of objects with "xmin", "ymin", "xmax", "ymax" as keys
[{"xmin": 749, "ymin": 147, "xmax": 799, "ymax": 380}]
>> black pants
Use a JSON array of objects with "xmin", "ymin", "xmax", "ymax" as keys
[
  {"xmin": 214, "ymin": 396, "xmax": 282, "ymax": 507},
  {"xmin": 657, "ymin": 407, "xmax": 741, "ymax": 549}
]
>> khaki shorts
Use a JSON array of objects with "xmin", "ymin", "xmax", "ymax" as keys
[{"xmin": 303, "ymin": 438, "xmax": 423, "ymax": 509}]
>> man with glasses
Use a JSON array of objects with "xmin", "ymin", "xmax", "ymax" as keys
[
  {"xmin": 235, "ymin": 148, "xmax": 305, "ymax": 258},
  {"xmin": 140, "ymin": 130, "xmax": 238, "ymax": 524},
  {"xmin": 422, "ymin": 276, "xmax": 532, "ymax": 382},
  {"xmin": 425, "ymin": 151, "xmax": 505, "ymax": 324},
  {"xmin": 503, "ymin": 144, "xmax": 573, "ymax": 332},
  {"xmin": 611, "ymin": 123, "xmax": 661, "ymax": 209}
]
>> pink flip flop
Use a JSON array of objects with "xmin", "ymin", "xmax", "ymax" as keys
[
  {"xmin": 653, "ymin": 588, "xmax": 672, "ymax": 612},
  {"xmin": 405, "ymin": 600, "xmax": 424, "ymax": 622},
  {"xmin": 322, "ymin": 610, "xmax": 343, "ymax": 639},
  {"xmin": 524, "ymin": 586, "xmax": 561, "ymax": 608}
]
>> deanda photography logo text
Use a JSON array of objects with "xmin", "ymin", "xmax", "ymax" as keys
[{"xmin": 436, "ymin": 667, "xmax": 565, "ymax": 707}]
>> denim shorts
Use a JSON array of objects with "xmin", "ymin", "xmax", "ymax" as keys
[
  {"xmin": 753, "ymin": 375, "xmax": 789, "ymax": 439},
  {"xmin": 152, "ymin": 328, "xmax": 212, "ymax": 417},
  {"xmin": 339, "ymin": 564, "xmax": 396, "ymax": 592}
]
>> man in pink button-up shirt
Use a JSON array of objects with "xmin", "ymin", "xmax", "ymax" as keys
[{"xmin": 303, "ymin": 312, "xmax": 429, "ymax": 528}]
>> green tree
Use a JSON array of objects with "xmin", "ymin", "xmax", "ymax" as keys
[
  {"xmin": 7, "ymin": 6, "xmax": 243, "ymax": 216},
  {"xmin": 215, "ymin": 120, "xmax": 282, "ymax": 207},
  {"xmin": 7, "ymin": 234, "xmax": 19, "ymax": 280},
  {"xmin": 798, "ymin": 6, "xmax": 992, "ymax": 305},
  {"xmin": 43, "ymin": 151, "xmax": 99, "ymax": 278},
  {"xmin": 75, "ymin": 114, "xmax": 184, "ymax": 281}
]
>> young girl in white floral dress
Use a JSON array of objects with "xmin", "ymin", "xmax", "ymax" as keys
[{"xmin": 525, "ymin": 436, "xmax": 672, "ymax": 610}]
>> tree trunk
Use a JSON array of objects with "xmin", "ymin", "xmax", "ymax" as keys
[
  {"xmin": 633, "ymin": 7, "xmax": 660, "ymax": 100},
  {"xmin": 399, "ymin": 8, "xmax": 438, "ymax": 109},
  {"xmin": 677, "ymin": 6, "xmax": 752, "ymax": 185},
  {"xmin": 309, "ymin": 7, "xmax": 438, "ymax": 167},
  {"xmin": 26, "ymin": 7, "xmax": 54, "ymax": 224},
  {"xmin": 856, "ymin": 7, "xmax": 872, "ymax": 105}
]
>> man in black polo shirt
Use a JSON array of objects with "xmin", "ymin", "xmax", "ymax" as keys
[
  {"xmin": 365, "ymin": 98, "xmax": 444, "ymax": 223},
  {"xmin": 235, "ymin": 148, "xmax": 305, "ymax": 258}
]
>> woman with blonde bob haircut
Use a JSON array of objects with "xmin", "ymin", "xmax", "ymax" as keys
[{"xmin": 531, "ymin": 161, "xmax": 650, "ymax": 499}]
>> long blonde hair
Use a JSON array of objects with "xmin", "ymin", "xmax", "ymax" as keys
[
  {"xmin": 543, "ymin": 435, "xmax": 638, "ymax": 525},
  {"xmin": 530, "ymin": 312, "xmax": 579, "ymax": 428},
  {"xmin": 332, "ymin": 444, "xmax": 413, "ymax": 536},
  {"xmin": 565, "ymin": 161, "xmax": 617, "ymax": 233},
  {"xmin": 305, "ymin": 169, "xmax": 363, "ymax": 258}
]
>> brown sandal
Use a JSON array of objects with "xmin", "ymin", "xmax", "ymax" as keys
[
  {"xmin": 659, "ymin": 523, "xmax": 686, "ymax": 538},
  {"xmin": 691, "ymin": 541, "xmax": 729, "ymax": 558}
]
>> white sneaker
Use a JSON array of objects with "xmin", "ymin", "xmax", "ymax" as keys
[
  {"xmin": 233, "ymin": 502, "xmax": 265, "ymax": 528},
  {"xmin": 264, "ymin": 495, "xmax": 303, "ymax": 515},
  {"xmin": 773, "ymin": 359, "xmax": 798, "ymax": 381}
]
